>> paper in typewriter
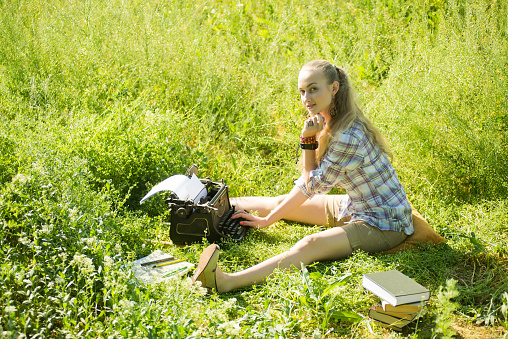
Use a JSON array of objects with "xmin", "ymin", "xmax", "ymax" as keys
[{"xmin": 140, "ymin": 173, "xmax": 207, "ymax": 204}]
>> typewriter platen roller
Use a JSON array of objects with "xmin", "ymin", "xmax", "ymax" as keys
[{"xmin": 167, "ymin": 177, "xmax": 248, "ymax": 245}]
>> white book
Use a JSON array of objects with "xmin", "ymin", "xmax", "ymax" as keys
[{"xmin": 362, "ymin": 270, "xmax": 430, "ymax": 306}]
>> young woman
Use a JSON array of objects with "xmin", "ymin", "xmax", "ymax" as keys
[{"xmin": 192, "ymin": 60, "xmax": 414, "ymax": 293}]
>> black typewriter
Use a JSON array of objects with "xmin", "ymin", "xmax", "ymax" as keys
[{"xmin": 165, "ymin": 166, "xmax": 249, "ymax": 245}]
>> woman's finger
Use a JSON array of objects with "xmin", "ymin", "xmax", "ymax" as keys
[
  {"xmin": 239, "ymin": 220, "xmax": 257, "ymax": 228},
  {"xmin": 231, "ymin": 211, "xmax": 243, "ymax": 218}
]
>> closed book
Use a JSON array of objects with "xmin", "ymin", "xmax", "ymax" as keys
[
  {"xmin": 362, "ymin": 270, "xmax": 430, "ymax": 306},
  {"xmin": 381, "ymin": 300, "xmax": 426, "ymax": 314},
  {"xmin": 371, "ymin": 319, "xmax": 404, "ymax": 332},
  {"xmin": 368, "ymin": 307, "xmax": 412, "ymax": 328},
  {"xmin": 373, "ymin": 303, "xmax": 419, "ymax": 321}
]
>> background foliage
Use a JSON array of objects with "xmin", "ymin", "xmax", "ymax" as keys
[{"xmin": 0, "ymin": 0, "xmax": 507, "ymax": 337}]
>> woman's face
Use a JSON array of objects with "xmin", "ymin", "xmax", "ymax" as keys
[{"xmin": 298, "ymin": 69, "xmax": 338, "ymax": 124}]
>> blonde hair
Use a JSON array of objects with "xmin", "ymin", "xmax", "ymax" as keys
[{"xmin": 300, "ymin": 60, "xmax": 392, "ymax": 163}]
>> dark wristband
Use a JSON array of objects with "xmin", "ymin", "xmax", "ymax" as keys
[{"xmin": 300, "ymin": 142, "xmax": 318, "ymax": 150}]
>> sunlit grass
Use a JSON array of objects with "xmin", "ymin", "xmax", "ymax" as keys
[{"xmin": 0, "ymin": 0, "xmax": 507, "ymax": 337}]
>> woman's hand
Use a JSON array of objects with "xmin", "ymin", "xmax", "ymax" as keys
[
  {"xmin": 231, "ymin": 210, "xmax": 270, "ymax": 229},
  {"xmin": 301, "ymin": 113, "xmax": 325, "ymax": 138}
]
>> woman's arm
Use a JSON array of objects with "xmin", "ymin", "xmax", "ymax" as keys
[
  {"xmin": 301, "ymin": 113, "xmax": 324, "ymax": 185},
  {"xmin": 302, "ymin": 148, "xmax": 318, "ymax": 185}
]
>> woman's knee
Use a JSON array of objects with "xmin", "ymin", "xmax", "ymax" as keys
[
  {"xmin": 291, "ymin": 229, "xmax": 353, "ymax": 260},
  {"xmin": 292, "ymin": 233, "xmax": 324, "ymax": 252}
]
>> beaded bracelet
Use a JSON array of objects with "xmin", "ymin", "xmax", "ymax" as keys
[{"xmin": 300, "ymin": 135, "xmax": 316, "ymax": 144}]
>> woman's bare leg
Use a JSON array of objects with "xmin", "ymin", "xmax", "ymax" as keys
[
  {"xmin": 215, "ymin": 227, "xmax": 353, "ymax": 293},
  {"xmin": 231, "ymin": 195, "xmax": 333, "ymax": 226}
]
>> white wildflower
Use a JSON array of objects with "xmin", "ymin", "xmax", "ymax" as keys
[
  {"xmin": 192, "ymin": 279, "xmax": 208, "ymax": 296},
  {"xmin": 41, "ymin": 224, "xmax": 54, "ymax": 233},
  {"xmin": 15, "ymin": 272, "xmax": 23, "ymax": 281},
  {"xmin": 4, "ymin": 306, "xmax": 16, "ymax": 313},
  {"xmin": 103, "ymin": 255, "xmax": 114, "ymax": 268},
  {"xmin": 18, "ymin": 237, "xmax": 30, "ymax": 246},
  {"xmin": 223, "ymin": 297, "xmax": 237, "ymax": 310},
  {"xmin": 55, "ymin": 275, "xmax": 65, "ymax": 284},
  {"xmin": 68, "ymin": 207, "xmax": 80, "ymax": 222},
  {"xmin": 82, "ymin": 236, "xmax": 97, "ymax": 247},
  {"xmin": 70, "ymin": 253, "xmax": 95, "ymax": 274},
  {"xmin": 12, "ymin": 174, "xmax": 31, "ymax": 185},
  {"xmin": 117, "ymin": 299, "xmax": 137, "ymax": 315},
  {"xmin": 312, "ymin": 328, "xmax": 322, "ymax": 338},
  {"xmin": 58, "ymin": 252, "xmax": 68, "ymax": 262},
  {"xmin": 218, "ymin": 321, "xmax": 241, "ymax": 336}
]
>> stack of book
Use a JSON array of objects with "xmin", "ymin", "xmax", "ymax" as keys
[{"xmin": 362, "ymin": 270, "xmax": 430, "ymax": 331}]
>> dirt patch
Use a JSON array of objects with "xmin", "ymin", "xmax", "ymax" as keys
[{"xmin": 452, "ymin": 320, "xmax": 506, "ymax": 339}]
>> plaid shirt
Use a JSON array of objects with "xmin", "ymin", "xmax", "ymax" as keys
[{"xmin": 295, "ymin": 122, "xmax": 414, "ymax": 234}]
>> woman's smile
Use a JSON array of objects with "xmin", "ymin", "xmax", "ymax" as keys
[{"xmin": 306, "ymin": 103, "xmax": 316, "ymax": 110}]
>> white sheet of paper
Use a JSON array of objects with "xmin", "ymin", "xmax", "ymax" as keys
[
  {"xmin": 187, "ymin": 174, "xmax": 207, "ymax": 202},
  {"xmin": 140, "ymin": 174, "xmax": 206, "ymax": 204}
]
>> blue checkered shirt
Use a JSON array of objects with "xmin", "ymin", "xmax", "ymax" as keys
[{"xmin": 295, "ymin": 122, "xmax": 414, "ymax": 235}]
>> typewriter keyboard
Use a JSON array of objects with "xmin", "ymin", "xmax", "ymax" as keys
[{"xmin": 217, "ymin": 208, "xmax": 248, "ymax": 241}]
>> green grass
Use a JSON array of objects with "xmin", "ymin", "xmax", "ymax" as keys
[{"xmin": 1, "ymin": 0, "xmax": 507, "ymax": 337}]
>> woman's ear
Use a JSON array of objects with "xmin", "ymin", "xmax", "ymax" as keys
[{"xmin": 332, "ymin": 81, "xmax": 339, "ymax": 95}]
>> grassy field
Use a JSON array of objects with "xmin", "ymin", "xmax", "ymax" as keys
[{"xmin": 1, "ymin": 0, "xmax": 507, "ymax": 337}]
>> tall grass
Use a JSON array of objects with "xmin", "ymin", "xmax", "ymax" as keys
[
  {"xmin": 370, "ymin": 0, "xmax": 508, "ymax": 203},
  {"xmin": 1, "ymin": 0, "xmax": 507, "ymax": 337}
]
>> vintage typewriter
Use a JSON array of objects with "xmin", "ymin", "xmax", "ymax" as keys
[{"xmin": 140, "ymin": 165, "xmax": 248, "ymax": 245}]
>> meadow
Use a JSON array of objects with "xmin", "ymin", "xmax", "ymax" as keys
[{"xmin": 0, "ymin": 0, "xmax": 507, "ymax": 337}]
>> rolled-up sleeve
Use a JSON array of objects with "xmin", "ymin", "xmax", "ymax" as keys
[{"xmin": 295, "ymin": 131, "xmax": 364, "ymax": 199}]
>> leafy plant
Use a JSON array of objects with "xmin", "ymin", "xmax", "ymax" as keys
[
  {"xmin": 297, "ymin": 263, "xmax": 362, "ymax": 334},
  {"xmin": 433, "ymin": 279, "xmax": 460, "ymax": 339}
]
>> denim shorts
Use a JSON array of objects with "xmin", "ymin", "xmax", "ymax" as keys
[{"xmin": 325, "ymin": 195, "xmax": 407, "ymax": 253}]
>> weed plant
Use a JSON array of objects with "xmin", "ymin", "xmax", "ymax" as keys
[{"xmin": 0, "ymin": 0, "xmax": 507, "ymax": 337}]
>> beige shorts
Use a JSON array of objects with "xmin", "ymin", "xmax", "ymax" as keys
[{"xmin": 324, "ymin": 195, "xmax": 407, "ymax": 253}]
